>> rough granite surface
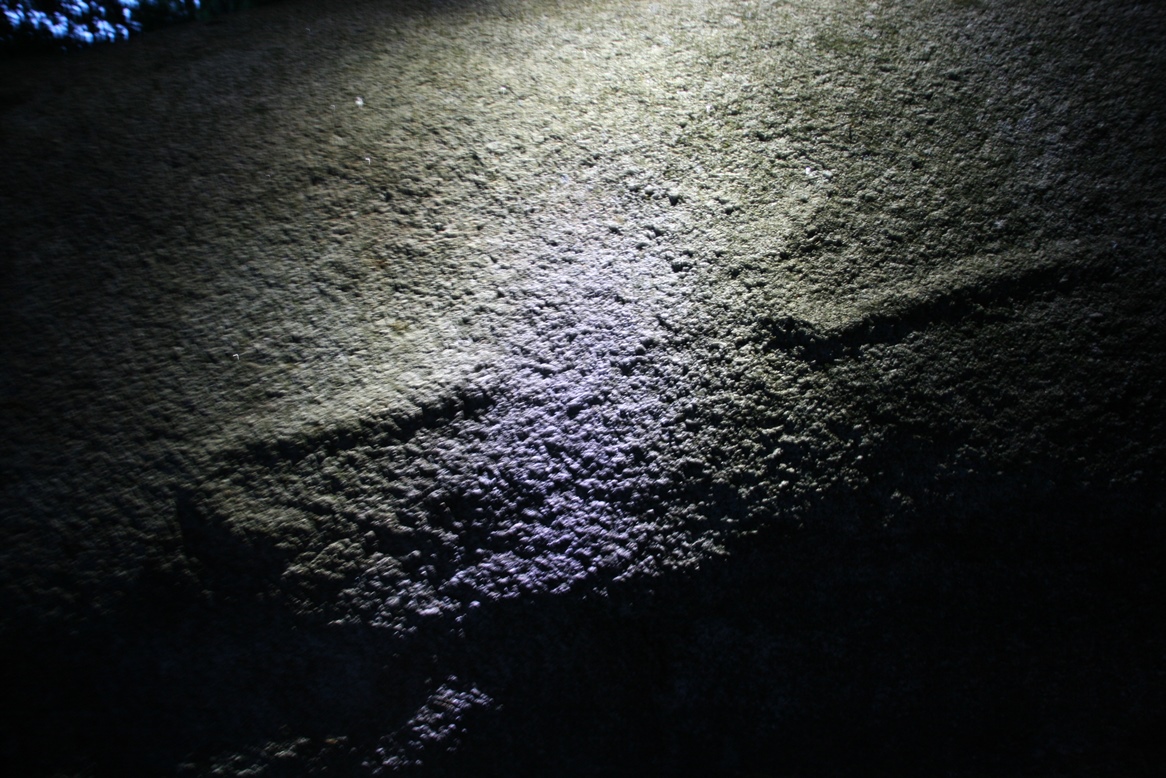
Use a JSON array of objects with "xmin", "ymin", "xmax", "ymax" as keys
[{"xmin": 1, "ymin": 0, "xmax": 1164, "ymax": 774}]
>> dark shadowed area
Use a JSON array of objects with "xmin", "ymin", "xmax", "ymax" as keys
[{"xmin": 2, "ymin": 0, "xmax": 1164, "ymax": 774}]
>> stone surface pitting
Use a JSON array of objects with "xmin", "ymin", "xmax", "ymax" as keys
[{"xmin": 1, "ymin": 0, "xmax": 1164, "ymax": 774}]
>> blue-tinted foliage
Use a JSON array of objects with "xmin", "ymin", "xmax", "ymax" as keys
[
  {"xmin": 1, "ymin": 1, "xmax": 196, "ymax": 45},
  {"xmin": 1, "ymin": 1, "xmax": 264, "ymax": 51}
]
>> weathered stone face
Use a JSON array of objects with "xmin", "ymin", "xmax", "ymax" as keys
[{"xmin": 1, "ymin": 0, "xmax": 1164, "ymax": 774}]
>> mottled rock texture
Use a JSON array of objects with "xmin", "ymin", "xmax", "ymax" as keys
[{"xmin": 2, "ymin": 0, "xmax": 1164, "ymax": 774}]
